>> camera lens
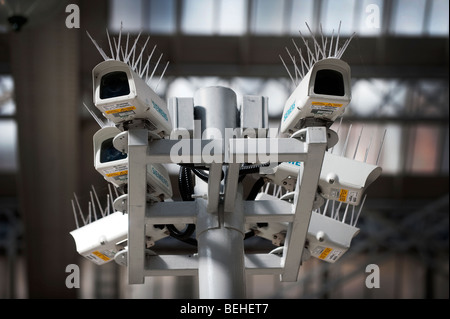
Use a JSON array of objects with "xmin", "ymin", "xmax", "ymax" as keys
[
  {"xmin": 314, "ymin": 69, "xmax": 345, "ymax": 97},
  {"xmin": 100, "ymin": 71, "xmax": 130, "ymax": 99},
  {"xmin": 100, "ymin": 138, "xmax": 127, "ymax": 163}
]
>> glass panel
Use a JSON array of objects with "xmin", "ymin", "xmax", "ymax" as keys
[
  {"xmin": 0, "ymin": 76, "xmax": 15, "ymax": 116},
  {"xmin": 148, "ymin": 0, "xmax": 176, "ymax": 34},
  {"xmin": 350, "ymin": 79, "xmax": 385, "ymax": 117},
  {"xmin": 409, "ymin": 124, "xmax": 439, "ymax": 174},
  {"xmin": 217, "ymin": 0, "xmax": 247, "ymax": 35},
  {"xmin": 0, "ymin": 120, "xmax": 18, "ymax": 172},
  {"xmin": 290, "ymin": 0, "xmax": 314, "ymax": 34},
  {"xmin": 378, "ymin": 124, "xmax": 402, "ymax": 175},
  {"xmin": 442, "ymin": 126, "xmax": 449, "ymax": 174},
  {"xmin": 181, "ymin": 0, "xmax": 214, "ymax": 35},
  {"xmin": 109, "ymin": 0, "xmax": 144, "ymax": 32},
  {"xmin": 391, "ymin": 0, "xmax": 427, "ymax": 35},
  {"xmin": 320, "ymin": 0, "xmax": 357, "ymax": 36},
  {"xmin": 252, "ymin": 0, "xmax": 285, "ymax": 35},
  {"xmin": 427, "ymin": 0, "xmax": 449, "ymax": 36}
]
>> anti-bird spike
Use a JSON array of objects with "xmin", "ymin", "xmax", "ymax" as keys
[
  {"xmin": 280, "ymin": 21, "xmax": 355, "ymax": 83},
  {"xmin": 87, "ymin": 25, "xmax": 171, "ymax": 94}
]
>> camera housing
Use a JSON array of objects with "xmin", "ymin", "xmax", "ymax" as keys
[
  {"xmin": 304, "ymin": 211, "xmax": 360, "ymax": 263},
  {"xmin": 280, "ymin": 58, "xmax": 352, "ymax": 134},
  {"xmin": 92, "ymin": 60, "xmax": 172, "ymax": 137},
  {"xmin": 93, "ymin": 126, "xmax": 173, "ymax": 201},
  {"xmin": 318, "ymin": 152, "xmax": 382, "ymax": 206},
  {"xmin": 70, "ymin": 211, "xmax": 128, "ymax": 265}
]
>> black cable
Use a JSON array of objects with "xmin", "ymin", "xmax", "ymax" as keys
[
  {"xmin": 246, "ymin": 177, "xmax": 266, "ymax": 201},
  {"xmin": 164, "ymin": 167, "xmax": 198, "ymax": 246}
]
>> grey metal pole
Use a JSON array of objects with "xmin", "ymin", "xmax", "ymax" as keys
[{"xmin": 193, "ymin": 87, "xmax": 246, "ymax": 299}]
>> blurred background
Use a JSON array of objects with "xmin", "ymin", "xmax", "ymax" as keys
[{"xmin": 0, "ymin": 0, "xmax": 448, "ymax": 299}]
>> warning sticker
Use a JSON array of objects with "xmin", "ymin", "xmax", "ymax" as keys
[
  {"xmin": 318, "ymin": 247, "xmax": 333, "ymax": 260},
  {"xmin": 92, "ymin": 251, "xmax": 110, "ymax": 261},
  {"xmin": 85, "ymin": 251, "xmax": 111, "ymax": 264},
  {"xmin": 312, "ymin": 102, "xmax": 343, "ymax": 107},
  {"xmin": 339, "ymin": 189, "xmax": 348, "ymax": 202},
  {"xmin": 312, "ymin": 246, "xmax": 343, "ymax": 262},
  {"xmin": 104, "ymin": 106, "xmax": 136, "ymax": 115},
  {"xmin": 105, "ymin": 170, "xmax": 128, "ymax": 178},
  {"xmin": 102, "ymin": 164, "xmax": 128, "ymax": 179}
]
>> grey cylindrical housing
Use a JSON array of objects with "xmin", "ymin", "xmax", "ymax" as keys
[{"xmin": 194, "ymin": 86, "xmax": 238, "ymax": 138}]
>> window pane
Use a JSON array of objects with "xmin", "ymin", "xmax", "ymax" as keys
[
  {"xmin": 0, "ymin": 120, "xmax": 18, "ymax": 172},
  {"xmin": 442, "ymin": 127, "xmax": 449, "ymax": 174},
  {"xmin": 252, "ymin": 0, "xmax": 285, "ymax": 35},
  {"xmin": 321, "ymin": 0, "xmax": 356, "ymax": 36},
  {"xmin": 391, "ymin": 0, "xmax": 427, "ymax": 36},
  {"xmin": 290, "ymin": 0, "xmax": 314, "ymax": 34},
  {"xmin": 409, "ymin": 125, "xmax": 439, "ymax": 174},
  {"xmin": 217, "ymin": 0, "xmax": 247, "ymax": 35},
  {"xmin": 148, "ymin": 0, "xmax": 176, "ymax": 34},
  {"xmin": 0, "ymin": 76, "xmax": 15, "ymax": 116},
  {"xmin": 427, "ymin": 0, "xmax": 449, "ymax": 36},
  {"xmin": 109, "ymin": 0, "xmax": 144, "ymax": 32},
  {"xmin": 181, "ymin": 0, "xmax": 214, "ymax": 35}
]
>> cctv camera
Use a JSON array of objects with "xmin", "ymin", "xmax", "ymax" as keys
[
  {"xmin": 70, "ymin": 211, "xmax": 128, "ymax": 265},
  {"xmin": 93, "ymin": 126, "xmax": 173, "ymax": 201},
  {"xmin": 280, "ymin": 58, "xmax": 351, "ymax": 135},
  {"xmin": 93, "ymin": 126, "xmax": 128, "ymax": 188},
  {"xmin": 305, "ymin": 211, "xmax": 360, "ymax": 263},
  {"xmin": 318, "ymin": 152, "xmax": 381, "ymax": 206},
  {"xmin": 92, "ymin": 60, "xmax": 172, "ymax": 138}
]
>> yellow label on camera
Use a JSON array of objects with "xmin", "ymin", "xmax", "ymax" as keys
[
  {"xmin": 105, "ymin": 106, "xmax": 136, "ymax": 114},
  {"xmin": 339, "ymin": 189, "xmax": 348, "ymax": 202},
  {"xmin": 92, "ymin": 251, "xmax": 110, "ymax": 262},
  {"xmin": 319, "ymin": 247, "xmax": 333, "ymax": 260},
  {"xmin": 105, "ymin": 170, "xmax": 128, "ymax": 178},
  {"xmin": 312, "ymin": 102, "xmax": 343, "ymax": 107}
]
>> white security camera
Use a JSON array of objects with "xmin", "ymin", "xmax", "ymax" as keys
[
  {"xmin": 70, "ymin": 209, "xmax": 174, "ymax": 264},
  {"xmin": 93, "ymin": 126, "xmax": 128, "ymax": 188},
  {"xmin": 259, "ymin": 152, "xmax": 381, "ymax": 206},
  {"xmin": 280, "ymin": 58, "xmax": 351, "ymax": 135},
  {"xmin": 93, "ymin": 126, "xmax": 173, "ymax": 201},
  {"xmin": 92, "ymin": 60, "xmax": 172, "ymax": 137},
  {"xmin": 304, "ymin": 211, "xmax": 360, "ymax": 263},
  {"xmin": 70, "ymin": 211, "xmax": 128, "ymax": 265},
  {"xmin": 318, "ymin": 152, "xmax": 381, "ymax": 206}
]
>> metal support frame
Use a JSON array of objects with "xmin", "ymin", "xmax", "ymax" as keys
[{"xmin": 126, "ymin": 126, "xmax": 328, "ymax": 296}]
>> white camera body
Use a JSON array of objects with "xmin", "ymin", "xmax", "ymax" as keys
[
  {"xmin": 280, "ymin": 58, "xmax": 352, "ymax": 134},
  {"xmin": 70, "ymin": 211, "xmax": 172, "ymax": 265},
  {"xmin": 93, "ymin": 126, "xmax": 129, "ymax": 188},
  {"xmin": 93, "ymin": 126, "xmax": 173, "ymax": 201},
  {"xmin": 305, "ymin": 212, "xmax": 360, "ymax": 263},
  {"xmin": 248, "ymin": 194, "xmax": 359, "ymax": 263},
  {"xmin": 70, "ymin": 211, "xmax": 128, "ymax": 265},
  {"xmin": 92, "ymin": 60, "xmax": 172, "ymax": 137},
  {"xmin": 318, "ymin": 152, "xmax": 382, "ymax": 206}
]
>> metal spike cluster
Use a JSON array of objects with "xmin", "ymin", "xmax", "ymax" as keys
[
  {"xmin": 280, "ymin": 21, "xmax": 356, "ymax": 87},
  {"xmin": 86, "ymin": 22, "xmax": 170, "ymax": 91},
  {"xmin": 71, "ymin": 184, "xmax": 120, "ymax": 229}
]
